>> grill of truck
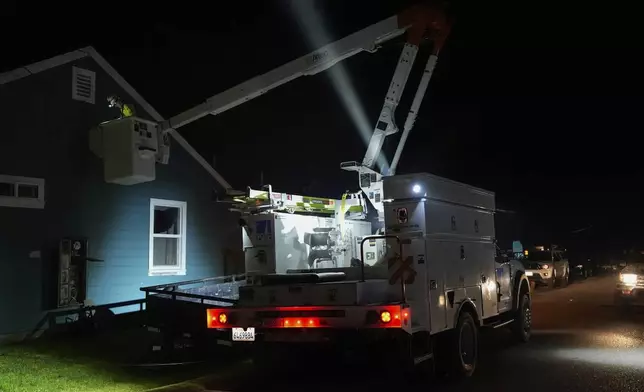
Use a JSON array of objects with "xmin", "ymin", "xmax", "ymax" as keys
[{"xmin": 635, "ymin": 277, "xmax": 644, "ymax": 289}]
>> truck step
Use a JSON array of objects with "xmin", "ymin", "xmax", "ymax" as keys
[
  {"xmin": 491, "ymin": 319, "xmax": 514, "ymax": 329},
  {"xmin": 413, "ymin": 352, "xmax": 433, "ymax": 365}
]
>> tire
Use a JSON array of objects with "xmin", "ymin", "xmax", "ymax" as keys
[
  {"xmin": 511, "ymin": 291, "xmax": 532, "ymax": 343},
  {"xmin": 548, "ymin": 272, "xmax": 556, "ymax": 289},
  {"xmin": 561, "ymin": 269, "xmax": 569, "ymax": 287},
  {"xmin": 449, "ymin": 311, "xmax": 478, "ymax": 378}
]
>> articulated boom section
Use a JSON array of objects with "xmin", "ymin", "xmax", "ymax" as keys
[{"xmin": 342, "ymin": 7, "xmax": 451, "ymax": 222}]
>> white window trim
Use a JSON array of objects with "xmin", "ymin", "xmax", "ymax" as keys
[
  {"xmin": 0, "ymin": 174, "xmax": 45, "ymax": 209},
  {"xmin": 149, "ymin": 198, "xmax": 187, "ymax": 276}
]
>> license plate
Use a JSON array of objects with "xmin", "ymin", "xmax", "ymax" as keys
[
  {"xmin": 232, "ymin": 327, "xmax": 255, "ymax": 342},
  {"xmin": 526, "ymin": 271, "xmax": 533, "ymax": 276}
]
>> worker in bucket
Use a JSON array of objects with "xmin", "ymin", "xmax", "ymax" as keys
[{"xmin": 107, "ymin": 94, "xmax": 136, "ymax": 118}]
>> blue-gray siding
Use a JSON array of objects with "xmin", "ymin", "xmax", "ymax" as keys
[{"xmin": 0, "ymin": 56, "xmax": 238, "ymax": 337}]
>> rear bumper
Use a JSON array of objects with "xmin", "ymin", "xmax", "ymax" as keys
[
  {"xmin": 207, "ymin": 304, "xmax": 413, "ymax": 335},
  {"xmin": 250, "ymin": 327, "xmax": 408, "ymax": 344},
  {"xmin": 615, "ymin": 287, "xmax": 644, "ymax": 303}
]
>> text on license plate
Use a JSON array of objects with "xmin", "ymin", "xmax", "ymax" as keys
[
  {"xmin": 526, "ymin": 271, "xmax": 533, "ymax": 276},
  {"xmin": 232, "ymin": 327, "xmax": 255, "ymax": 342}
]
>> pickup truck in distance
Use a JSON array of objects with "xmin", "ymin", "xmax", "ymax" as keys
[{"xmin": 522, "ymin": 246, "xmax": 570, "ymax": 288}]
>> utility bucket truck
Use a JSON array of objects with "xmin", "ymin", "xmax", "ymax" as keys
[
  {"xmin": 87, "ymin": 1, "xmax": 532, "ymax": 378},
  {"xmin": 206, "ymin": 174, "xmax": 532, "ymax": 377}
]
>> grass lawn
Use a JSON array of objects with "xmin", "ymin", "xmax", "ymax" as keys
[
  {"xmin": 0, "ymin": 331, "xmax": 243, "ymax": 392},
  {"xmin": 0, "ymin": 341, "xmax": 157, "ymax": 392}
]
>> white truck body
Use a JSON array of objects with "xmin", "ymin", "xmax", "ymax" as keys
[
  {"xmin": 207, "ymin": 173, "xmax": 531, "ymax": 370},
  {"xmin": 381, "ymin": 172, "xmax": 518, "ymax": 333}
]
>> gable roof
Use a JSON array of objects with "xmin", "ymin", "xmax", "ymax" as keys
[
  {"xmin": 0, "ymin": 46, "xmax": 231, "ymax": 189},
  {"xmin": 0, "ymin": 46, "xmax": 163, "ymax": 123}
]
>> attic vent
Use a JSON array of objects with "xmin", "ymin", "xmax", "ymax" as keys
[{"xmin": 72, "ymin": 66, "xmax": 95, "ymax": 104}]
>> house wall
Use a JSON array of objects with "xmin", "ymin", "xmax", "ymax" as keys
[{"xmin": 0, "ymin": 56, "xmax": 240, "ymax": 339}]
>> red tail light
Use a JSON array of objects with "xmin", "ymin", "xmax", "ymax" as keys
[
  {"xmin": 366, "ymin": 305, "xmax": 408, "ymax": 328},
  {"xmin": 207, "ymin": 309, "xmax": 231, "ymax": 328},
  {"xmin": 380, "ymin": 311, "xmax": 392, "ymax": 323},
  {"xmin": 282, "ymin": 318, "xmax": 320, "ymax": 328}
]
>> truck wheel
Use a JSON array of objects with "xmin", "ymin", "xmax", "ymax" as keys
[
  {"xmin": 450, "ymin": 311, "xmax": 478, "ymax": 378},
  {"xmin": 511, "ymin": 291, "xmax": 532, "ymax": 343}
]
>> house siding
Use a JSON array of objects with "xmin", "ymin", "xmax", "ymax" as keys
[{"xmin": 0, "ymin": 56, "xmax": 239, "ymax": 338}]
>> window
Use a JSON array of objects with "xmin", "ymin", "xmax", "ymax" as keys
[
  {"xmin": 0, "ymin": 175, "xmax": 45, "ymax": 209},
  {"xmin": 149, "ymin": 198, "xmax": 187, "ymax": 276}
]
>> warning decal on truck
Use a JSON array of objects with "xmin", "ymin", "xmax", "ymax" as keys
[{"xmin": 388, "ymin": 255, "xmax": 417, "ymax": 285}]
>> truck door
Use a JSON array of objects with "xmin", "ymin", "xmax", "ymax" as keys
[
  {"xmin": 495, "ymin": 260, "xmax": 512, "ymax": 314},
  {"xmin": 478, "ymin": 241, "xmax": 501, "ymax": 318},
  {"xmin": 384, "ymin": 200, "xmax": 434, "ymax": 332}
]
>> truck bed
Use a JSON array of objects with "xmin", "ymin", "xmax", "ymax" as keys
[{"xmin": 141, "ymin": 274, "xmax": 246, "ymax": 307}]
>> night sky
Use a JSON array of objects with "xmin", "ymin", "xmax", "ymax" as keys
[{"xmin": 3, "ymin": 1, "xmax": 643, "ymax": 259}]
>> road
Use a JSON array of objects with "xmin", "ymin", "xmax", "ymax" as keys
[{"xmin": 201, "ymin": 276, "xmax": 644, "ymax": 392}]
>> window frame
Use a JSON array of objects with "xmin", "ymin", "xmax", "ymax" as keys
[
  {"xmin": 0, "ymin": 174, "xmax": 45, "ymax": 209},
  {"xmin": 149, "ymin": 198, "xmax": 187, "ymax": 276}
]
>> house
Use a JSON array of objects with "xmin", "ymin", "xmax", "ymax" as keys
[{"xmin": 0, "ymin": 47, "xmax": 240, "ymax": 342}]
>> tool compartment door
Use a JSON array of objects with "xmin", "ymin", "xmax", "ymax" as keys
[
  {"xmin": 426, "ymin": 240, "xmax": 448, "ymax": 334},
  {"xmin": 398, "ymin": 236, "xmax": 429, "ymax": 330},
  {"xmin": 384, "ymin": 200, "xmax": 430, "ymax": 331}
]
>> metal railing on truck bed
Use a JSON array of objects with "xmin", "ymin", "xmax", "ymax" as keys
[{"xmin": 140, "ymin": 274, "xmax": 245, "ymax": 307}]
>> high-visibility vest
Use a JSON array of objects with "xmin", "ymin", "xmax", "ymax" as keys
[{"xmin": 122, "ymin": 104, "xmax": 135, "ymax": 117}]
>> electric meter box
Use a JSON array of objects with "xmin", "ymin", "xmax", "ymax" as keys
[{"xmin": 92, "ymin": 117, "xmax": 159, "ymax": 185}]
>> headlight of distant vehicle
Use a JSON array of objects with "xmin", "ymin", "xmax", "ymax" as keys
[
  {"xmin": 620, "ymin": 273, "xmax": 638, "ymax": 285},
  {"xmin": 540, "ymin": 264, "xmax": 549, "ymax": 270}
]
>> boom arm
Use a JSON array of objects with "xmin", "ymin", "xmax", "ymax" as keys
[
  {"xmin": 355, "ymin": 8, "xmax": 450, "ymax": 175},
  {"xmin": 340, "ymin": 8, "xmax": 451, "ymax": 220},
  {"xmin": 159, "ymin": 4, "xmax": 448, "ymax": 194},
  {"xmin": 161, "ymin": 15, "xmax": 411, "ymax": 131},
  {"xmin": 389, "ymin": 47, "xmax": 443, "ymax": 175}
]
